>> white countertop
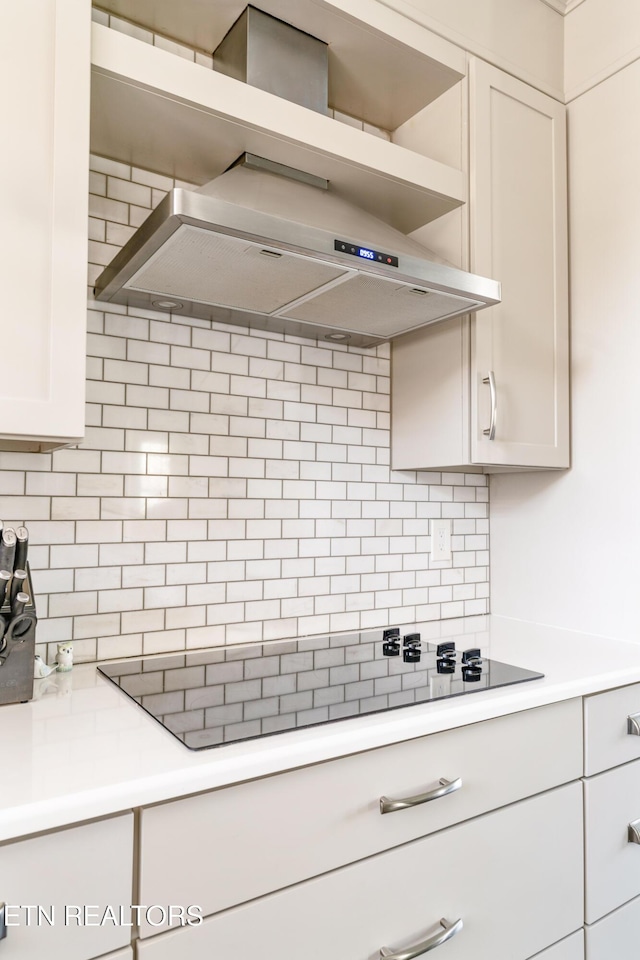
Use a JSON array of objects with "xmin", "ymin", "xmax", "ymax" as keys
[{"xmin": 3, "ymin": 614, "xmax": 640, "ymax": 843}]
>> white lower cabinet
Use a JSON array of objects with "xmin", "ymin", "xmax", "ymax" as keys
[
  {"xmin": 139, "ymin": 700, "xmax": 581, "ymax": 934},
  {"xmin": 585, "ymin": 895, "xmax": 640, "ymax": 959},
  {"xmin": 584, "ymin": 759, "xmax": 640, "ymax": 922},
  {"xmin": 582, "ymin": 685, "xmax": 640, "ymax": 950},
  {"xmin": 583, "ymin": 682, "xmax": 640, "ymax": 775},
  {"xmin": 0, "ymin": 814, "xmax": 134, "ymax": 960},
  {"xmin": 136, "ymin": 782, "xmax": 583, "ymax": 960},
  {"xmin": 531, "ymin": 932, "xmax": 584, "ymax": 960}
]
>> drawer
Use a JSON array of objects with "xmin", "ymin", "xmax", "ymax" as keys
[
  {"xmin": 139, "ymin": 698, "xmax": 582, "ymax": 933},
  {"xmin": 584, "ymin": 758, "xmax": 640, "ymax": 921},
  {"xmin": 584, "ymin": 682, "xmax": 640, "ymax": 775},
  {"xmin": 531, "ymin": 932, "xmax": 584, "ymax": 960},
  {"xmin": 585, "ymin": 894, "xmax": 640, "ymax": 959},
  {"xmin": 137, "ymin": 782, "xmax": 584, "ymax": 960},
  {"xmin": 0, "ymin": 814, "xmax": 134, "ymax": 960},
  {"xmin": 101, "ymin": 952, "xmax": 133, "ymax": 960}
]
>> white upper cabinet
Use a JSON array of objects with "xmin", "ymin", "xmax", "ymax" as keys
[
  {"xmin": 470, "ymin": 59, "xmax": 569, "ymax": 469},
  {"xmin": 0, "ymin": 0, "xmax": 91, "ymax": 451},
  {"xmin": 392, "ymin": 59, "xmax": 569, "ymax": 472}
]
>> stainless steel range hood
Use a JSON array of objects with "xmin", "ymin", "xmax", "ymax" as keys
[
  {"xmin": 94, "ymin": 8, "xmax": 501, "ymax": 348},
  {"xmin": 95, "ymin": 155, "xmax": 500, "ymax": 348}
]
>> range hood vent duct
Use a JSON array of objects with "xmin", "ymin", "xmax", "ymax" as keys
[
  {"xmin": 94, "ymin": 8, "xmax": 501, "ymax": 348},
  {"xmin": 212, "ymin": 5, "xmax": 329, "ymax": 116}
]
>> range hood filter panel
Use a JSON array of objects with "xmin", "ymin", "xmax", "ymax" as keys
[
  {"xmin": 125, "ymin": 224, "xmax": 350, "ymax": 314},
  {"xmin": 279, "ymin": 272, "xmax": 483, "ymax": 337}
]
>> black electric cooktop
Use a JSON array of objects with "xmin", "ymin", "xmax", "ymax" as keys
[{"xmin": 98, "ymin": 628, "xmax": 543, "ymax": 750}]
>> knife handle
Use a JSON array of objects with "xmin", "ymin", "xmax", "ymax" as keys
[
  {"xmin": 11, "ymin": 592, "xmax": 29, "ymax": 619},
  {"xmin": 9, "ymin": 570, "xmax": 26, "ymax": 608},
  {"xmin": 0, "ymin": 529, "xmax": 16, "ymax": 573},
  {"xmin": 0, "ymin": 571, "xmax": 10, "ymax": 609},
  {"xmin": 14, "ymin": 526, "xmax": 28, "ymax": 572}
]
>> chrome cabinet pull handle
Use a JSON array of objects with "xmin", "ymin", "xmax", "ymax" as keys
[
  {"xmin": 628, "ymin": 713, "xmax": 640, "ymax": 736},
  {"xmin": 380, "ymin": 777, "xmax": 462, "ymax": 815},
  {"xmin": 482, "ymin": 371, "xmax": 497, "ymax": 439},
  {"xmin": 0, "ymin": 902, "xmax": 6, "ymax": 940},
  {"xmin": 628, "ymin": 820, "xmax": 640, "ymax": 844},
  {"xmin": 380, "ymin": 917, "xmax": 463, "ymax": 959}
]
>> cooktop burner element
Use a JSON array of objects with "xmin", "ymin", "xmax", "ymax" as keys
[{"xmin": 97, "ymin": 628, "xmax": 543, "ymax": 750}]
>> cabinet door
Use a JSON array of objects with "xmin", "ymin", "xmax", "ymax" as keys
[
  {"xmin": 584, "ymin": 759, "xmax": 640, "ymax": 923},
  {"xmin": 0, "ymin": 0, "xmax": 90, "ymax": 450},
  {"xmin": 470, "ymin": 59, "xmax": 569, "ymax": 468},
  {"xmin": 0, "ymin": 814, "xmax": 134, "ymax": 960},
  {"xmin": 530, "ymin": 931, "xmax": 584, "ymax": 960},
  {"xmin": 137, "ymin": 783, "xmax": 584, "ymax": 960},
  {"xmin": 584, "ymin": 682, "xmax": 640, "ymax": 776},
  {"xmin": 585, "ymin": 895, "xmax": 640, "ymax": 959}
]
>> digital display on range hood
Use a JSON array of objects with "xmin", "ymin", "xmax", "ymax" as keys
[{"xmin": 334, "ymin": 238, "xmax": 399, "ymax": 268}]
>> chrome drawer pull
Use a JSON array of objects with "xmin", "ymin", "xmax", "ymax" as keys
[
  {"xmin": 628, "ymin": 820, "xmax": 640, "ymax": 844},
  {"xmin": 627, "ymin": 713, "xmax": 640, "ymax": 736},
  {"xmin": 380, "ymin": 777, "xmax": 462, "ymax": 815},
  {"xmin": 0, "ymin": 902, "xmax": 6, "ymax": 940},
  {"xmin": 380, "ymin": 917, "xmax": 463, "ymax": 959}
]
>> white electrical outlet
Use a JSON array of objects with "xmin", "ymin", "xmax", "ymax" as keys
[{"xmin": 431, "ymin": 518, "xmax": 452, "ymax": 561}]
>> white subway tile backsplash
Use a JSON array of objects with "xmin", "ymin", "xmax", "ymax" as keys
[
  {"xmin": 75, "ymin": 567, "xmax": 121, "ymax": 594},
  {"xmin": 52, "ymin": 497, "xmax": 100, "ymax": 521},
  {"xmin": 25, "ymin": 472, "xmax": 76, "ymax": 497},
  {"xmin": 105, "ymin": 314, "xmax": 147, "ymax": 339},
  {"xmin": 144, "ymin": 629, "xmax": 187, "ymax": 655},
  {"xmin": 0, "ymin": 158, "xmax": 489, "ymax": 662},
  {"xmin": 103, "ymin": 359, "xmax": 149, "ymax": 386},
  {"xmin": 88, "ymin": 194, "xmax": 129, "ymax": 224},
  {"xmin": 99, "ymin": 542, "xmax": 145, "ymax": 567},
  {"xmin": 75, "ymin": 525, "xmax": 123, "ymax": 550},
  {"xmin": 98, "ymin": 587, "xmax": 144, "ymax": 613},
  {"xmin": 129, "ymin": 204, "xmax": 153, "ymax": 227},
  {"xmin": 142, "ymin": 584, "xmax": 185, "ymax": 608},
  {"xmin": 102, "ymin": 407, "xmax": 144, "ymax": 431}
]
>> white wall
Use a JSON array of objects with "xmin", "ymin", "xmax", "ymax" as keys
[
  {"xmin": 377, "ymin": 0, "xmax": 564, "ymax": 99},
  {"xmin": 565, "ymin": 0, "xmax": 640, "ymax": 100},
  {"xmin": 490, "ymin": 11, "xmax": 640, "ymax": 638}
]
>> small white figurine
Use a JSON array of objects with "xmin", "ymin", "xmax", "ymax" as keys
[
  {"xmin": 33, "ymin": 655, "xmax": 56, "ymax": 679},
  {"xmin": 56, "ymin": 642, "xmax": 74, "ymax": 672}
]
